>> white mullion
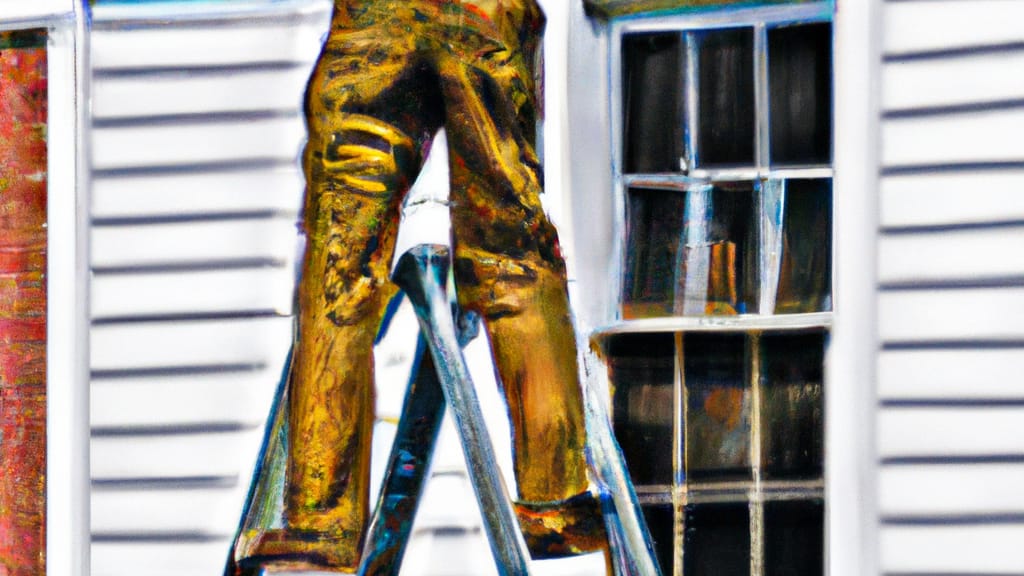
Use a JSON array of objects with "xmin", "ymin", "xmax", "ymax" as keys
[
  {"xmin": 749, "ymin": 333, "xmax": 765, "ymax": 576},
  {"xmin": 609, "ymin": 23, "xmax": 627, "ymax": 323},
  {"xmin": 684, "ymin": 31, "xmax": 700, "ymax": 172},
  {"xmin": 674, "ymin": 331, "xmax": 686, "ymax": 576},
  {"xmin": 755, "ymin": 23, "xmax": 771, "ymax": 172}
]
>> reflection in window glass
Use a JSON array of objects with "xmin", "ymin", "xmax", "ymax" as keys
[
  {"xmin": 775, "ymin": 179, "xmax": 832, "ymax": 314},
  {"xmin": 623, "ymin": 184, "xmax": 759, "ymax": 318},
  {"xmin": 607, "ymin": 333, "xmax": 676, "ymax": 486},
  {"xmin": 684, "ymin": 333, "xmax": 750, "ymax": 481}
]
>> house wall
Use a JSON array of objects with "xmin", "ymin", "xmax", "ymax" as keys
[{"xmin": 875, "ymin": 2, "xmax": 1024, "ymax": 573}]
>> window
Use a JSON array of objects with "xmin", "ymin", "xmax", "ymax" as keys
[{"xmin": 594, "ymin": 4, "xmax": 834, "ymax": 575}]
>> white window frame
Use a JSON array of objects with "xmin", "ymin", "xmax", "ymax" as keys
[{"xmin": 565, "ymin": 2, "xmax": 882, "ymax": 576}]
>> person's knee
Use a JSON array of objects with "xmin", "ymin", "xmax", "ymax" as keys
[{"xmin": 453, "ymin": 247, "xmax": 567, "ymax": 321}]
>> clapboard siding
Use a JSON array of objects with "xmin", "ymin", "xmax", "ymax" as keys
[
  {"xmin": 878, "ymin": 2, "xmax": 1024, "ymax": 573},
  {"xmin": 879, "ymin": 288, "xmax": 1024, "ymax": 342},
  {"xmin": 92, "ymin": 67, "xmax": 313, "ymax": 119},
  {"xmin": 881, "ymin": 525, "xmax": 1024, "ymax": 573},
  {"xmin": 91, "ymin": 318, "xmax": 294, "ymax": 370},
  {"xmin": 92, "ymin": 541, "xmax": 232, "ymax": 576},
  {"xmin": 881, "ymin": 464, "xmax": 1024, "ymax": 515},
  {"xmin": 883, "ymin": 50, "xmax": 1024, "ymax": 111},
  {"xmin": 879, "ymin": 348, "xmax": 1024, "ymax": 400},
  {"xmin": 92, "ymin": 488, "xmax": 242, "ymax": 534},
  {"xmin": 879, "ymin": 408, "xmax": 1024, "ymax": 458},
  {"xmin": 879, "ymin": 226, "xmax": 1024, "ymax": 284},
  {"xmin": 92, "ymin": 115, "xmax": 305, "ymax": 170},
  {"xmin": 91, "ymin": 268, "xmax": 294, "ymax": 318},
  {"xmin": 90, "ymin": 21, "xmax": 326, "ymax": 70},
  {"xmin": 880, "ymin": 170, "xmax": 1024, "ymax": 228},
  {"xmin": 91, "ymin": 168, "xmax": 304, "ymax": 218},
  {"xmin": 91, "ymin": 219, "xmax": 299, "ymax": 267},
  {"xmin": 883, "ymin": 1, "xmax": 1024, "ymax": 56},
  {"xmin": 882, "ymin": 107, "xmax": 1024, "ymax": 167},
  {"xmin": 91, "ymin": 371, "xmax": 280, "ymax": 428},
  {"xmin": 91, "ymin": 430, "xmax": 267, "ymax": 480}
]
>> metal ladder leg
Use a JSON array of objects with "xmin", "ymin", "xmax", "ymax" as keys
[{"xmin": 391, "ymin": 244, "xmax": 533, "ymax": 576}]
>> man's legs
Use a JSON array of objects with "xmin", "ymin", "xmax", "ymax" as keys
[
  {"xmin": 431, "ymin": 7, "xmax": 598, "ymax": 551},
  {"xmin": 236, "ymin": 17, "xmax": 439, "ymax": 570}
]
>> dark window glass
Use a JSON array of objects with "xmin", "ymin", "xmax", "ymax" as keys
[
  {"xmin": 775, "ymin": 179, "xmax": 832, "ymax": 314},
  {"xmin": 607, "ymin": 333, "xmax": 676, "ymax": 485},
  {"xmin": 642, "ymin": 503, "xmax": 677, "ymax": 576},
  {"xmin": 764, "ymin": 500, "xmax": 825, "ymax": 576},
  {"xmin": 760, "ymin": 331, "xmax": 825, "ymax": 479},
  {"xmin": 696, "ymin": 28, "xmax": 755, "ymax": 167},
  {"xmin": 623, "ymin": 187, "xmax": 687, "ymax": 318},
  {"xmin": 769, "ymin": 23, "xmax": 832, "ymax": 165},
  {"xmin": 623, "ymin": 33, "xmax": 684, "ymax": 173},
  {"xmin": 683, "ymin": 333, "xmax": 750, "ymax": 481},
  {"xmin": 683, "ymin": 503, "xmax": 751, "ymax": 576}
]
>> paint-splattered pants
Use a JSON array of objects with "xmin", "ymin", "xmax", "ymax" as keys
[{"xmin": 248, "ymin": 0, "xmax": 590, "ymax": 568}]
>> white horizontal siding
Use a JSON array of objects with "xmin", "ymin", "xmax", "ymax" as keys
[
  {"xmin": 91, "ymin": 220, "xmax": 299, "ymax": 267},
  {"xmin": 92, "ymin": 430, "xmax": 265, "ymax": 479},
  {"xmin": 879, "ymin": 227, "xmax": 1024, "ymax": 283},
  {"xmin": 91, "ymin": 371, "xmax": 280, "ymax": 428},
  {"xmin": 881, "ymin": 464, "xmax": 1024, "ymax": 515},
  {"xmin": 92, "ymin": 168, "xmax": 304, "ymax": 218},
  {"xmin": 879, "ymin": 288, "xmax": 1024, "ymax": 342},
  {"xmin": 91, "ymin": 268, "xmax": 295, "ymax": 318},
  {"xmin": 92, "ymin": 116, "xmax": 305, "ymax": 170},
  {"xmin": 92, "ymin": 488, "xmax": 242, "ymax": 534},
  {"xmin": 879, "ymin": 349, "xmax": 1024, "ymax": 400},
  {"xmin": 92, "ymin": 541, "xmax": 232, "ymax": 576},
  {"xmin": 879, "ymin": 408, "xmax": 1024, "ymax": 458},
  {"xmin": 91, "ymin": 22, "xmax": 327, "ymax": 69},
  {"xmin": 92, "ymin": 68, "xmax": 314, "ymax": 119},
  {"xmin": 882, "ymin": 108, "xmax": 1024, "ymax": 167},
  {"xmin": 879, "ymin": 2, "xmax": 1024, "ymax": 573},
  {"xmin": 91, "ymin": 317, "xmax": 293, "ymax": 370},
  {"xmin": 881, "ymin": 170, "xmax": 1024, "ymax": 228},
  {"xmin": 881, "ymin": 525, "xmax": 1024, "ymax": 573},
  {"xmin": 883, "ymin": 51, "xmax": 1024, "ymax": 110},
  {"xmin": 884, "ymin": 1, "xmax": 1024, "ymax": 55}
]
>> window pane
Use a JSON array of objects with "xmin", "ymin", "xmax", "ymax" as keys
[
  {"xmin": 775, "ymin": 179, "xmax": 832, "ymax": 314},
  {"xmin": 607, "ymin": 333, "xmax": 676, "ymax": 486},
  {"xmin": 623, "ymin": 32, "xmax": 685, "ymax": 173},
  {"xmin": 642, "ymin": 503, "xmax": 677, "ymax": 576},
  {"xmin": 684, "ymin": 333, "xmax": 750, "ymax": 481},
  {"xmin": 768, "ymin": 23, "xmax": 832, "ymax": 165},
  {"xmin": 623, "ymin": 184, "xmax": 759, "ymax": 318},
  {"xmin": 764, "ymin": 500, "xmax": 824, "ymax": 576},
  {"xmin": 760, "ymin": 331, "xmax": 825, "ymax": 480},
  {"xmin": 696, "ymin": 28, "xmax": 755, "ymax": 167},
  {"xmin": 623, "ymin": 187, "xmax": 687, "ymax": 318},
  {"xmin": 683, "ymin": 503, "xmax": 751, "ymax": 576}
]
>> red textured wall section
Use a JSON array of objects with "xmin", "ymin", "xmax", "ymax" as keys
[{"xmin": 0, "ymin": 29, "xmax": 48, "ymax": 576}]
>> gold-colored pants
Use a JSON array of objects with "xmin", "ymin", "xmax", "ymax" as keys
[{"xmin": 253, "ymin": 0, "xmax": 590, "ymax": 569}]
